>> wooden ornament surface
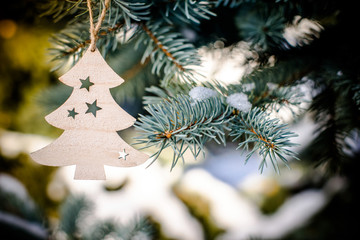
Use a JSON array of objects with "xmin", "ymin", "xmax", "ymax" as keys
[
  {"xmin": 59, "ymin": 48, "xmax": 123, "ymax": 88},
  {"xmin": 46, "ymin": 48, "xmax": 135, "ymax": 131},
  {"xmin": 31, "ymin": 130, "xmax": 149, "ymax": 180},
  {"xmin": 31, "ymin": 47, "xmax": 149, "ymax": 180}
]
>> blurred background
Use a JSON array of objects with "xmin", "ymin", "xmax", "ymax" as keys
[{"xmin": 1, "ymin": 1, "xmax": 359, "ymax": 239}]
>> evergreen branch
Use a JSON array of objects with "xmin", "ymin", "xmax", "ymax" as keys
[
  {"xmin": 214, "ymin": 0, "xmax": 245, "ymax": 8},
  {"xmin": 112, "ymin": 0, "xmax": 152, "ymax": 27},
  {"xmin": 85, "ymin": 220, "xmax": 117, "ymax": 240},
  {"xmin": 235, "ymin": 5, "xmax": 287, "ymax": 51},
  {"xmin": 39, "ymin": 0, "xmax": 151, "ymax": 23},
  {"xmin": 38, "ymin": 0, "xmax": 88, "ymax": 22},
  {"xmin": 136, "ymin": 87, "xmax": 298, "ymax": 172},
  {"xmin": 141, "ymin": 24, "xmax": 185, "ymax": 71},
  {"xmin": 229, "ymin": 107, "xmax": 298, "ymax": 173},
  {"xmin": 57, "ymin": 195, "xmax": 154, "ymax": 240},
  {"xmin": 161, "ymin": 0, "xmax": 216, "ymax": 24},
  {"xmin": 305, "ymin": 69, "xmax": 360, "ymax": 173},
  {"xmin": 54, "ymin": 22, "xmax": 125, "ymax": 58},
  {"xmin": 85, "ymin": 217, "xmax": 154, "ymax": 240},
  {"xmin": 135, "ymin": 95, "xmax": 231, "ymax": 169},
  {"xmin": 138, "ymin": 22, "xmax": 201, "ymax": 85},
  {"xmin": 47, "ymin": 0, "xmax": 152, "ymax": 67},
  {"xmin": 230, "ymin": 57, "xmax": 315, "ymax": 111},
  {"xmin": 48, "ymin": 23, "xmax": 91, "ymax": 71},
  {"xmin": 143, "ymin": 83, "xmax": 193, "ymax": 105},
  {"xmin": 120, "ymin": 217, "xmax": 154, "ymax": 239},
  {"xmin": 59, "ymin": 195, "xmax": 93, "ymax": 239},
  {"xmin": 306, "ymin": 86, "xmax": 346, "ymax": 173}
]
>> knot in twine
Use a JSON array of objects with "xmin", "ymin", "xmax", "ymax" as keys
[{"xmin": 87, "ymin": 0, "xmax": 111, "ymax": 52}]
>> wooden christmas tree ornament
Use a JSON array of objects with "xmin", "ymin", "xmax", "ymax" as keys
[{"xmin": 31, "ymin": 47, "xmax": 149, "ymax": 180}]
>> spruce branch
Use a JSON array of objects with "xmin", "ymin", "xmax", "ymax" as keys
[
  {"xmin": 306, "ymin": 69, "xmax": 360, "ymax": 173},
  {"xmin": 52, "ymin": 22, "xmax": 125, "ymax": 59},
  {"xmin": 214, "ymin": 0, "xmax": 243, "ymax": 8},
  {"xmin": 47, "ymin": 0, "xmax": 152, "ymax": 69},
  {"xmin": 138, "ymin": 22, "xmax": 201, "ymax": 86},
  {"xmin": 235, "ymin": 5, "xmax": 287, "ymax": 51},
  {"xmin": 59, "ymin": 195, "xmax": 93, "ymax": 239},
  {"xmin": 57, "ymin": 195, "xmax": 154, "ymax": 240},
  {"xmin": 39, "ymin": 0, "xmax": 151, "ymax": 23},
  {"xmin": 38, "ymin": 0, "xmax": 89, "ymax": 22},
  {"xmin": 229, "ymin": 108, "xmax": 298, "ymax": 173},
  {"xmin": 112, "ymin": 0, "xmax": 152, "ymax": 26},
  {"xmin": 141, "ymin": 23, "xmax": 185, "ymax": 72},
  {"xmin": 135, "ymin": 95, "xmax": 231, "ymax": 169},
  {"xmin": 135, "ymin": 87, "xmax": 298, "ymax": 172},
  {"xmin": 160, "ymin": 0, "xmax": 216, "ymax": 24}
]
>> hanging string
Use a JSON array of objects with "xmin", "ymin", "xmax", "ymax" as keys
[{"xmin": 87, "ymin": 0, "xmax": 111, "ymax": 52}]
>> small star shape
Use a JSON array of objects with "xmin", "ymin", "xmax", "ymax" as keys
[
  {"xmin": 118, "ymin": 149, "xmax": 129, "ymax": 160},
  {"xmin": 67, "ymin": 108, "xmax": 78, "ymax": 119},
  {"xmin": 85, "ymin": 100, "xmax": 102, "ymax": 117},
  {"xmin": 79, "ymin": 76, "xmax": 94, "ymax": 91}
]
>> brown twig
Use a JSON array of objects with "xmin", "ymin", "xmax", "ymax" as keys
[
  {"xmin": 156, "ymin": 120, "xmax": 198, "ymax": 139},
  {"xmin": 249, "ymin": 127, "xmax": 275, "ymax": 149}
]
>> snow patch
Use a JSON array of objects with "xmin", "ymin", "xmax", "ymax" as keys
[
  {"xmin": 226, "ymin": 93, "xmax": 252, "ymax": 112},
  {"xmin": 189, "ymin": 86, "xmax": 217, "ymax": 101}
]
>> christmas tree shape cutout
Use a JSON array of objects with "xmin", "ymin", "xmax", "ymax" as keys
[{"xmin": 31, "ymin": 48, "xmax": 148, "ymax": 180}]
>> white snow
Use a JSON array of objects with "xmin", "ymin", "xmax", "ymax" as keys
[
  {"xmin": 226, "ymin": 92, "xmax": 252, "ymax": 112},
  {"xmin": 283, "ymin": 16, "xmax": 323, "ymax": 47},
  {"xmin": 189, "ymin": 86, "xmax": 217, "ymax": 101}
]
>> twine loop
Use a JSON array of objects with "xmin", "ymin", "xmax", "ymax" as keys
[{"xmin": 87, "ymin": 0, "xmax": 111, "ymax": 52}]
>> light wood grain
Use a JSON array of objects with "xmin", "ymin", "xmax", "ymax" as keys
[{"xmin": 31, "ymin": 47, "xmax": 149, "ymax": 180}]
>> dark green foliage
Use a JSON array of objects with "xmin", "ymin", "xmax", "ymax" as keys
[
  {"xmin": 305, "ymin": 68, "xmax": 360, "ymax": 174},
  {"xmin": 155, "ymin": 0, "xmax": 216, "ymax": 24},
  {"xmin": 235, "ymin": 5, "xmax": 287, "ymax": 51}
]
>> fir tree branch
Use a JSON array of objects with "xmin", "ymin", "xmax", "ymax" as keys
[
  {"xmin": 57, "ymin": 22, "xmax": 125, "ymax": 58},
  {"xmin": 141, "ymin": 23, "xmax": 185, "ymax": 72},
  {"xmin": 59, "ymin": 195, "xmax": 93, "ymax": 239},
  {"xmin": 229, "ymin": 108, "xmax": 299, "ymax": 173},
  {"xmin": 306, "ymin": 69, "xmax": 360, "ymax": 173},
  {"xmin": 38, "ymin": 0, "xmax": 88, "ymax": 22},
  {"xmin": 137, "ymin": 22, "xmax": 201, "ymax": 85},
  {"xmin": 160, "ymin": 0, "xmax": 216, "ymax": 24},
  {"xmin": 135, "ymin": 95, "xmax": 231, "ymax": 169},
  {"xmin": 135, "ymin": 89, "xmax": 298, "ymax": 172}
]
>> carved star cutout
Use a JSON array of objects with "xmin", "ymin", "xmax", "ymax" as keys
[
  {"xmin": 67, "ymin": 108, "xmax": 78, "ymax": 119},
  {"xmin": 80, "ymin": 76, "xmax": 94, "ymax": 91},
  {"xmin": 85, "ymin": 100, "xmax": 102, "ymax": 117},
  {"xmin": 118, "ymin": 149, "xmax": 129, "ymax": 160}
]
